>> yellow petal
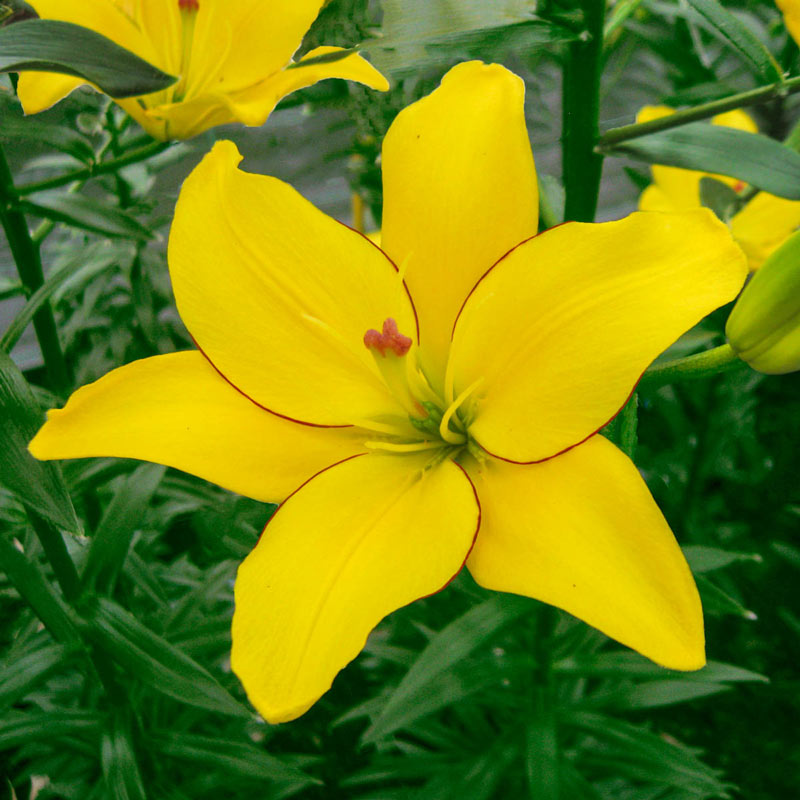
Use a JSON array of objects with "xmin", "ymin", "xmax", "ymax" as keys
[
  {"xmin": 169, "ymin": 140, "xmax": 417, "ymax": 427},
  {"xmin": 231, "ymin": 452, "xmax": 480, "ymax": 722},
  {"xmin": 189, "ymin": 0, "xmax": 327, "ymax": 95},
  {"xmin": 381, "ymin": 61, "xmax": 538, "ymax": 388},
  {"xmin": 466, "ymin": 436, "xmax": 705, "ymax": 670},
  {"xmin": 17, "ymin": 0, "xmax": 161, "ymax": 114},
  {"xmin": 215, "ymin": 46, "xmax": 389, "ymax": 129},
  {"xmin": 778, "ymin": 0, "xmax": 800, "ymax": 45},
  {"xmin": 29, "ymin": 351, "xmax": 365, "ymax": 503},
  {"xmin": 730, "ymin": 192, "xmax": 800, "ymax": 270},
  {"xmin": 449, "ymin": 210, "xmax": 747, "ymax": 463}
]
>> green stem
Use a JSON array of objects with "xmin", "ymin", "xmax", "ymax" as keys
[
  {"xmin": 599, "ymin": 75, "xmax": 800, "ymax": 146},
  {"xmin": 562, "ymin": 0, "xmax": 606, "ymax": 222},
  {"xmin": 639, "ymin": 343, "xmax": 743, "ymax": 390},
  {"xmin": 0, "ymin": 145, "xmax": 70, "ymax": 392},
  {"xmin": 15, "ymin": 139, "xmax": 169, "ymax": 196},
  {"xmin": 28, "ymin": 510, "xmax": 81, "ymax": 603}
]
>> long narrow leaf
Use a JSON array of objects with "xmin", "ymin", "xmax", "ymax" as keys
[{"xmin": 0, "ymin": 19, "xmax": 176, "ymax": 97}]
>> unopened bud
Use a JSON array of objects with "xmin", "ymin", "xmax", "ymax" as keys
[{"xmin": 726, "ymin": 228, "xmax": 800, "ymax": 374}]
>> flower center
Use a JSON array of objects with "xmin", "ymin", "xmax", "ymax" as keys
[{"xmin": 361, "ymin": 318, "xmax": 480, "ymax": 458}]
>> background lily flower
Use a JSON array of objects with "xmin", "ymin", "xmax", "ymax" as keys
[
  {"xmin": 777, "ymin": 0, "xmax": 800, "ymax": 48},
  {"xmin": 15, "ymin": 0, "xmax": 389, "ymax": 140},
  {"xmin": 637, "ymin": 105, "xmax": 800, "ymax": 270},
  {"xmin": 30, "ymin": 62, "xmax": 747, "ymax": 723}
]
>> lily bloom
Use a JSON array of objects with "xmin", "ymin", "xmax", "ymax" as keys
[
  {"xmin": 31, "ymin": 62, "xmax": 747, "ymax": 723},
  {"xmin": 16, "ymin": 0, "xmax": 388, "ymax": 140},
  {"xmin": 637, "ymin": 105, "xmax": 800, "ymax": 270}
]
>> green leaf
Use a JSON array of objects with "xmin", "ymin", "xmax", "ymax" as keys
[
  {"xmin": 362, "ymin": 595, "xmax": 534, "ymax": 742},
  {"xmin": 0, "ymin": 642, "xmax": 73, "ymax": 711},
  {"xmin": 605, "ymin": 123, "xmax": 800, "ymax": 200},
  {"xmin": 0, "ymin": 113, "xmax": 95, "ymax": 165},
  {"xmin": 601, "ymin": 679, "xmax": 732, "ymax": 710},
  {"xmin": 555, "ymin": 651, "xmax": 767, "ymax": 684},
  {"xmin": 0, "ymin": 19, "xmax": 176, "ymax": 97},
  {"xmin": 0, "ymin": 349, "xmax": 79, "ymax": 531},
  {"xmin": 1, "ymin": 242, "xmax": 120, "ymax": 353},
  {"xmin": 697, "ymin": 575, "xmax": 758, "ymax": 619},
  {"xmin": 683, "ymin": 544, "xmax": 762, "ymax": 573},
  {"xmin": 0, "ymin": 710, "xmax": 100, "ymax": 752},
  {"xmin": 81, "ymin": 596, "xmax": 250, "ymax": 718},
  {"xmin": 20, "ymin": 194, "xmax": 154, "ymax": 240},
  {"xmin": 0, "ymin": 529, "xmax": 79, "ymax": 643},
  {"xmin": 101, "ymin": 714, "xmax": 148, "ymax": 800},
  {"xmin": 82, "ymin": 464, "xmax": 165, "ymax": 594},
  {"xmin": 683, "ymin": 0, "xmax": 782, "ymax": 83},
  {"xmin": 699, "ymin": 176, "xmax": 743, "ymax": 223},
  {"xmin": 151, "ymin": 731, "xmax": 321, "ymax": 790}
]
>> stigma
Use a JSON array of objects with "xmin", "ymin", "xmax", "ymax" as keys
[{"xmin": 363, "ymin": 318, "xmax": 412, "ymax": 357}]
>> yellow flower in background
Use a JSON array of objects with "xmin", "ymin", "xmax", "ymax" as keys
[
  {"xmin": 777, "ymin": 0, "xmax": 800, "ymax": 46},
  {"xmin": 637, "ymin": 105, "xmax": 800, "ymax": 270},
  {"xmin": 16, "ymin": 0, "xmax": 388, "ymax": 140},
  {"xmin": 30, "ymin": 63, "xmax": 747, "ymax": 723}
]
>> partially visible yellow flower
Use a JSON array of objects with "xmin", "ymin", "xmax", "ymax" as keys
[
  {"xmin": 637, "ymin": 105, "xmax": 800, "ymax": 270},
  {"xmin": 16, "ymin": 0, "xmax": 388, "ymax": 140},
  {"xmin": 30, "ymin": 63, "xmax": 747, "ymax": 723},
  {"xmin": 777, "ymin": 0, "xmax": 800, "ymax": 46}
]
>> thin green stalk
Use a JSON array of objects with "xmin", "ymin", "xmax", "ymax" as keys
[
  {"xmin": 562, "ymin": 0, "xmax": 606, "ymax": 222},
  {"xmin": 28, "ymin": 510, "xmax": 81, "ymax": 603},
  {"xmin": 639, "ymin": 343, "xmax": 743, "ymax": 390},
  {"xmin": 599, "ymin": 74, "xmax": 800, "ymax": 146},
  {"xmin": 15, "ymin": 139, "xmax": 169, "ymax": 196},
  {"xmin": 0, "ymin": 144, "xmax": 70, "ymax": 392}
]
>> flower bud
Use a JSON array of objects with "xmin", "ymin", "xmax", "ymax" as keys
[{"xmin": 726, "ymin": 228, "xmax": 800, "ymax": 374}]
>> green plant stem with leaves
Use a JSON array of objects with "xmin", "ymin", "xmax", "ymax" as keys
[{"xmin": 0, "ymin": 143, "xmax": 70, "ymax": 392}]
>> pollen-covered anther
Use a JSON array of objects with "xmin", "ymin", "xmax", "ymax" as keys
[
  {"xmin": 179, "ymin": 0, "xmax": 199, "ymax": 11},
  {"xmin": 363, "ymin": 318, "xmax": 412, "ymax": 357}
]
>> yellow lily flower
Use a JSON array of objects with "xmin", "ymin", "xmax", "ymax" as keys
[
  {"xmin": 637, "ymin": 105, "xmax": 800, "ymax": 270},
  {"xmin": 30, "ymin": 62, "xmax": 747, "ymax": 723},
  {"xmin": 777, "ymin": 0, "xmax": 800, "ymax": 47},
  {"xmin": 16, "ymin": 0, "xmax": 389, "ymax": 140}
]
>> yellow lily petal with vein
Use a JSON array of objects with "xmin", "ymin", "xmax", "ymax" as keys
[
  {"xmin": 465, "ymin": 435, "xmax": 704, "ymax": 671},
  {"xmin": 169, "ymin": 140, "xmax": 416, "ymax": 428},
  {"xmin": 29, "ymin": 352, "xmax": 366, "ymax": 503},
  {"xmin": 381, "ymin": 61, "xmax": 538, "ymax": 387},
  {"xmin": 17, "ymin": 0, "xmax": 387, "ymax": 140},
  {"xmin": 232, "ymin": 452, "xmax": 480, "ymax": 723},
  {"xmin": 449, "ymin": 210, "xmax": 747, "ymax": 464},
  {"xmin": 636, "ymin": 104, "xmax": 800, "ymax": 270}
]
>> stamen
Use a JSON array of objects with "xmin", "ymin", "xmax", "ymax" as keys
[
  {"xmin": 365, "ymin": 440, "xmax": 443, "ymax": 453},
  {"xmin": 363, "ymin": 318, "xmax": 412, "ymax": 357},
  {"xmin": 439, "ymin": 378, "xmax": 483, "ymax": 445}
]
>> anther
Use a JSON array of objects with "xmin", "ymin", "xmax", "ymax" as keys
[
  {"xmin": 179, "ymin": 0, "xmax": 199, "ymax": 10},
  {"xmin": 363, "ymin": 318, "xmax": 412, "ymax": 357}
]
